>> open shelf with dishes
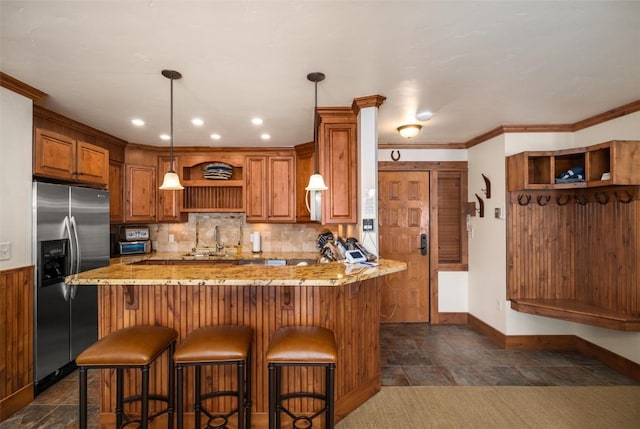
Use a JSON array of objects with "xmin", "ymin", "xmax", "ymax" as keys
[{"xmin": 180, "ymin": 158, "xmax": 245, "ymax": 212}]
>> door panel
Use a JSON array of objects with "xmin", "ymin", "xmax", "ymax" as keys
[{"xmin": 379, "ymin": 171, "xmax": 430, "ymax": 322}]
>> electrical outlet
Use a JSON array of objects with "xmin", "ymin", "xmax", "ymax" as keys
[
  {"xmin": 168, "ymin": 234, "xmax": 175, "ymax": 242},
  {"xmin": 0, "ymin": 241, "xmax": 10, "ymax": 260}
]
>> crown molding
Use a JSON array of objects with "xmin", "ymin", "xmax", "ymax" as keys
[{"xmin": 0, "ymin": 72, "xmax": 47, "ymax": 101}]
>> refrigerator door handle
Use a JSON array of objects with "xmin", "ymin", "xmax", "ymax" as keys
[
  {"xmin": 62, "ymin": 282, "xmax": 71, "ymax": 302},
  {"xmin": 70, "ymin": 216, "xmax": 81, "ymax": 274},
  {"xmin": 63, "ymin": 216, "xmax": 76, "ymax": 274}
]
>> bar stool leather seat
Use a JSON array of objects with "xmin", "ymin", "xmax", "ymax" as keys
[
  {"xmin": 174, "ymin": 325, "xmax": 253, "ymax": 429},
  {"xmin": 76, "ymin": 325, "xmax": 178, "ymax": 429},
  {"xmin": 267, "ymin": 326, "xmax": 337, "ymax": 429}
]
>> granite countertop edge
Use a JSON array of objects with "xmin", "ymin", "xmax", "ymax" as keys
[{"xmin": 66, "ymin": 252, "xmax": 407, "ymax": 287}]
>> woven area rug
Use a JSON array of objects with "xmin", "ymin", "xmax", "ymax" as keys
[{"xmin": 336, "ymin": 386, "xmax": 640, "ymax": 428}]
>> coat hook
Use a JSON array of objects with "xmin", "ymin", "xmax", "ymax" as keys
[
  {"xmin": 615, "ymin": 190, "xmax": 633, "ymax": 204},
  {"xmin": 390, "ymin": 150, "xmax": 401, "ymax": 161},
  {"xmin": 517, "ymin": 194, "xmax": 531, "ymax": 206},
  {"xmin": 594, "ymin": 191, "xmax": 610, "ymax": 205},
  {"xmin": 574, "ymin": 194, "xmax": 589, "ymax": 205},
  {"xmin": 474, "ymin": 193, "xmax": 485, "ymax": 217},
  {"xmin": 536, "ymin": 195, "xmax": 550, "ymax": 206},
  {"xmin": 481, "ymin": 174, "xmax": 491, "ymax": 199},
  {"xmin": 556, "ymin": 194, "xmax": 571, "ymax": 206}
]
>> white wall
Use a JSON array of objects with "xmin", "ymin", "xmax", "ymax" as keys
[
  {"xmin": 0, "ymin": 87, "xmax": 33, "ymax": 270},
  {"xmin": 466, "ymin": 135, "xmax": 508, "ymax": 332},
  {"xmin": 380, "ymin": 112, "xmax": 640, "ymax": 364}
]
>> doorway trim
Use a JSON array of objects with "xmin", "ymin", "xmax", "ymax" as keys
[{"xmin": 379, "ymin": 160, "xmax": 468, "ymax": 324}]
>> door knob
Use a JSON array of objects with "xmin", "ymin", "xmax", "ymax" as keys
[{"xmin": 420, "ymin": 233, "xmax": 428, "ymax": 256}]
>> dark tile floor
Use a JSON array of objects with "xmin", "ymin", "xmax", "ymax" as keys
[
  {"xmin": 381, "ymin": 323, "xmax": 639, "ymax": 387},
  {"xmin": 2, "ymin": 324, "xmax": 638, "ymax": 428}
]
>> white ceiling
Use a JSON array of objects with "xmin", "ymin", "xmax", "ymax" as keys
[{"xmin": 2, "ymin": 1, "xmax": 639, "ymax": 148}]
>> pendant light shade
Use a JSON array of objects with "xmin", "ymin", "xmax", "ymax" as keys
[
  {"xmin": 305, "ymin": 173, "xmax": 328, "ymax": 191},
  {"xmin": 159, "ymin": 69, "xmax": 184, "ymax": 191},
  {"xmin": 305, "ymin": 72, "xmax": 328, "ymax": 192}
]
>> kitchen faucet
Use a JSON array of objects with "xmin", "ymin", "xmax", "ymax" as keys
[{"xmin": 215, "ymin": 225, "xmax": 224, "ymax": 252}]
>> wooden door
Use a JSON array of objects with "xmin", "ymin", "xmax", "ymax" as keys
[
  {"xmin": 76, "ymin": 141, "xmax": 109, "ymax": 185},
  {"xmin": 268, "ymin": 155, "xmax": 295, "ymax": 222},
  {"xmin": 109, "ymin": 161, "xmax": 124, "ymax": 223},
  {"xmin": 378, "ymin": 171, "xmax": 430, "ymax": 322},
  {"xmin": 125, "ymin": 164, "xmax": 156, "ymax": 222},
  {"xmin": 34, "ymin": 128, "xmax": 76, "ymax": 181},
  {"xmin": 245, "ymin": 156, "xmax": 268, "ymax": 222},
  {"xmin": 157, "ymin": 156, "xmax": 186, "ymax": 223}
]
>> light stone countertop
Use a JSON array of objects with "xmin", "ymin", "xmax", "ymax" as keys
[{"xmin": 66, "ymin": 252, "xmax": 407, "ymax": 287}]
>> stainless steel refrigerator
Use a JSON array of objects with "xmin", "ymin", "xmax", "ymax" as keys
[{"xmin": 32, "ymin": 182, "xmax": 109, "ymax": 393}]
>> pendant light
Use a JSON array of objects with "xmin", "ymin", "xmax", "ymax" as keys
[
  {"xmin": 159, "ymin": 69, "xmax": 184, "ymax": 190},
  {"xmin": 305, "ymin": 72, "xmax": 328, "ymax": 191}
]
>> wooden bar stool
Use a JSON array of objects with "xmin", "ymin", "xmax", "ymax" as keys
[
  {"xmin": 267, "ymin": 326, "xmax": 337, "ymax": 429},
  {"xmin": 173, "ymin": 325, "xmax": 253, "ymax": 429},
  {"xmin": 76, "ymin": 325, "xmax": 178, "ymax": 429}
]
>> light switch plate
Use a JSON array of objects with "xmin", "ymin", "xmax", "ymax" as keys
[{"xmin": 0, "ymin": 241, "xmax": 10, "ymax": 260}]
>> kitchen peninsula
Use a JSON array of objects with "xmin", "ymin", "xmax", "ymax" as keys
[{"xmin": 66, "ymin": 253, "xmax": 406, "ymax": 427}]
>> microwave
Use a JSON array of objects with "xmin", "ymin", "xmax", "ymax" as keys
[{"xmin": 119, "ymin": 240, "xmax": 151, "ymax": 255}]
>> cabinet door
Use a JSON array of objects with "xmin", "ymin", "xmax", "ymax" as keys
[
  {"xmin": 294, "ymin": 142, "xmax": 315, "ymax": 222},
  {"xmin": 125, "ymin": 164, "xmax": 156, "ymax": 222},
  {"xmin": 268, "ymin": 155, "xmax": 295, "ymax": 222},
  {"xmin": 109, "ymin": 161, "xmax": 124, "ymax": 223},
  {"xmin": 34, "ymin": 128, "xmax": 76, "ymax": 181},
  {"xmin": 76, "ymin": 141, "xmax": 109, "ymax": 185},
  {"xmin": 321, "ymin": 122, "xmax": 357, "ymax": 224},
  {"xmin": 157, "ymin": 156, "xmax": 186, "ymax": 223},
  {"xmin": 245, "ymin": 156, "xmax": 268, "ymax": 222}
]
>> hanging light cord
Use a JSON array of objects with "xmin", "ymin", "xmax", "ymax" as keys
[
  {"xmin": 313, "ymin": 80, "xmax": 319, "ymax": 174},
  {"xmin": 169, "ymin": 75, "xmax": 175, "ymax": 173}
]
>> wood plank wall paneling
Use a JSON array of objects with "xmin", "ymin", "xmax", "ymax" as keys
[
  {"xmin": 0, "ymin": 266, "xmax": 34, "ymax": 420},
  {"xmin": 97, "ymin": 280, "xmax": 380, "ymax": 421},
  {"xmin": 507, "ymin": 188, "xmax": 640, "ymax": 317}
]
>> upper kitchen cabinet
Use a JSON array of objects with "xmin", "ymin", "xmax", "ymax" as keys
[
  {"xmin": 246, "ymin": 153, "xmax": 296, "ymax": 223},
  {"xmin": 294, "ymin": 142, "xmax": 315, "ymax": 223},
  {"xmin": 108, "ymin": 160, "xmax": 124, "ymax": 223},
  {"xmin": 34, "ymin": 128, "xmax": 109, "ymax": 186},
  {"xmin": 124, "ymin": 164, "xmax": 156, "ymax": 223},
  {"xmin": 157, "ymin": 156, "xmax": 187, "ymax": 223},
  {"xmin": 317, "ymin": 107, "xmax": 358, "ymax": 224}
]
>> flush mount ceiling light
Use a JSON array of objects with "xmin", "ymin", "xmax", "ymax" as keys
[
  {"xmin": 305, "ymin": 72, "xmax": 328, "ymax": 192},
  {"xmin": 159, "ymin": 69, "xmax": 184, "ymax": 191},
  {"xmin": 397, "ymin": 124, "xmax": 422, "ymax": 139},
  {"xmin": 416, "ymin": 110, "xmax": 433, "ymax": 121}
]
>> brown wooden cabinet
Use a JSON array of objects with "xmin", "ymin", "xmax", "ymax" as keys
[
  {"xmin": 245, "ymin": 154, "xmax": 295, "ymax": 223},
  {"xmin": 294, "ymin": 142, "xmax": 315, "ymax": 223},
  {"xmin": 157, "ymin": 156, "xmax": 187, "ymax": 223},
  {"xmin": 245, "ymin": 156, "xmax": 268, "ymax": 221},
  {"xmin": 124, "ymin": 164, "xmax": 156, "ymax": 222},
  {"xmin": 317, "ymin": 108, "xmax": 358, "ymax": 224},
  {"xmin": 507, "ymin": 141, "xmax": 640, "ymax": 191},
  {"xmin": 34, "ymin": 128, "xmax": 109, "ymax": 186},
  {"xmin": 506, "ymin": 140, "xmax": 640, "ymax": 330},
  {"xmin": 108, "ymin": 161, "xmax": 124, "ymax": 223}
]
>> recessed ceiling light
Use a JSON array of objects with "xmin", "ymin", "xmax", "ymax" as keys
[
  {"xmin": 160, "ymin": 134, "xmax": 171, "ymax": 141},
  {"xmin": 210, "ymin": 133, "xmax": 221, "ymax": 140},
  {"xmin": 251, "ymin": 118, "xmax": 263, "ymax": 126},
  {"xmin": 192, "ymin": 118, "xmax": 204, "ymax": 126},
  {"xmin": 260, "ymin": 133, "xmax": 271, "ymax": 140},
  {"xmin": 416, "ymin": 111, "xmax": 433, "ymax": 121},
  {"xmin": 131, "ymin": 118, "xmax": 145, "ymax": 126}
]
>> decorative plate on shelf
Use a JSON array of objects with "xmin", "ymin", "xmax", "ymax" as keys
[{"xmin": 203, "ymin": 162, "xmax": 233, "ymax": 180}]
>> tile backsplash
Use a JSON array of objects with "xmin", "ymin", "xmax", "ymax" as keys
[{"xmin": 148, "ymin": 213, "xmax": 349, "ymax": 254}]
